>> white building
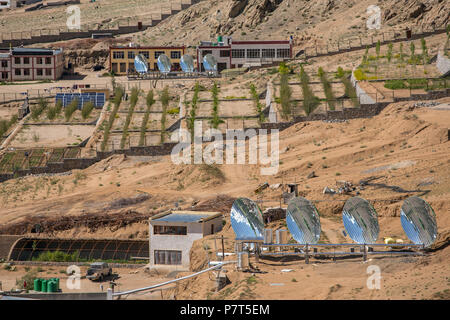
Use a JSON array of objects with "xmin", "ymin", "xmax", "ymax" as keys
[
  {"xmin": 197, "ymin": 36, "xmax": 292, "ymax": 72},
  {"xmin": 0, "ymin": 0, "xmax": 12, "ymax": 9},
  {"xmin": 149, "ymin": 210, "xmax": 223, "ymax": 269}
]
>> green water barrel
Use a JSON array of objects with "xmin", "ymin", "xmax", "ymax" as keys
[
  {"xmin": 41, "ymin": 279, "xmax": 48, "ymax": 292},
  {"xmin": 47, "ymin": 281, "xmax": 56, "ymax": 293},
  {"xmin": 54, "ymin": 278, "xmax": 60, "ymax": 291},
  {"xmin": 218, "ymin": 35, "xmax": 223, "ymax": 43},
  {"xmin": 34, "ymin": 278, "xmax": 41, "ymax": 292}
]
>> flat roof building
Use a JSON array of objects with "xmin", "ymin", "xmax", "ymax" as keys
[
  {"xmin": 197, "ymin": 36, "xmax": 292, "ymax": 72},
  {"xmin": 0, "ymin": 47, "xmax": 64, "ymax": 82},
  {"xmin": 149, "ymin": 210, "xmax": 223, "ymax": 269},
  {"xmin": 109, "ymin": 45, "xmax": 185, "ymax": 75}
]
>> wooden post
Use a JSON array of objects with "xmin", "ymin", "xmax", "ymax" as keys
[
  {"xmin": 221, "ymin": 235, "xmax": 225, "ymax": 261},
  {"xmin": 305, "ymin": 244, "xmax": 309, "ymax": 264}
]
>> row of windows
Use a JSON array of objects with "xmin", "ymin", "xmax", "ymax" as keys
[
  {"xmin": 153, "ymin": 225, "xmax": 187, "ymax": 235},
  {"xmin": 10, "ymin": 57, "xmax": 53, "ymax": 65},
  {"xmin": 201, "ymin": 48, "xmax": 290, "ymax": 59},
  {"xmin": 154, "ymin": 250, "xmax": 182, "ymax": 265},
  {"xmin": 112, "ymin": 51, "xmax": 182, "ymax": 60},
  {"xmin": 13, "ymin": 68, "xmax": 52, "ymax": 76},
  {"xmin": 112, "ymin": 62, "xmax": 182, "ymax": 73}
]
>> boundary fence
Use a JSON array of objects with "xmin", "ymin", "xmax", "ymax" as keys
[
  {"xmin": 0, "ymin": 0, "xmax": 202, "ymax": 47},
  {"xmin": 296, "ymin": 24, "xmax": 449, "ymax": 59}
]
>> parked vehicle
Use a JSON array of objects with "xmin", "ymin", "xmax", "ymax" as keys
[{"xmin": 86, "ymin": 262, "xmax": 112, "ymax": 281}]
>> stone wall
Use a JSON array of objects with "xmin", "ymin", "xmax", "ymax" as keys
[{"xmin": 436, "ymin": 51, "xmax": 450, "ymax": 77}]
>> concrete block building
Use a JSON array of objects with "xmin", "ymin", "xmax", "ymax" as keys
[
  {"xmin": 109, "ymin": 45, "xmax": 185, "ymax": 75},
  {"xmin": 197, "ymin": 36, "xmax": 292, "ymax": 72},
  {"xmin": 0, "ymin": 47, "xmax": 64, "ymax": 82},
  {"xmin": 149, "ymin": 210, "xmax": 223, "ymax": 269}
]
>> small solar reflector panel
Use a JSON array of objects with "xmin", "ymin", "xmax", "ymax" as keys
[
  {"xmin": 230, "ymin": 198, "xmax": 265, "ymax": 241},
  {"xmin": 286, "ymin": 197, "xmax": 321, "ymax": 244},
  {"xmin": 342, "ymin": 197, "xmax": 379, "ymax": 244},
  {"xmin": 401, "ymin": 196, "xmax": 438, "ymax": 247}
]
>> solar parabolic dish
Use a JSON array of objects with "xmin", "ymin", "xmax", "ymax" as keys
[
  {"xmin": 230, "ymin": 198, "xmax": 264, "ymax": 241},
  {"xmin": 134, "ymin": 54, "xmax": 149, "ymax": 74},
  {"xmin": 342, "ymin": 197, "xmax": 379, "ymax": 244},
  {"xmin": 400, "ymin": 196, "xmax": 438, "ymax": 247},
  {"xmin": 180, "ymin": 54, "xmax": 194, "ymax": 72},
  {"xmin": 157, "ymin": 54, "xmax": 172, "ymax": 73},
  {"xmin": 286, "ymin": 197, "xmax": 321, "ymax": 244},
  {"xmin": 203, "ymin": 54, "xmax": 217, "ymax": 72}
]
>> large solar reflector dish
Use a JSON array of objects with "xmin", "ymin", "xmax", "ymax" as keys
[
  {"xmin": 180, "ymin": 54, "xmax": 194, "ymax": 73},
  {"xmin": 230, "ymin": 198, "xmax": 264, "ymax": 241},
  {"xmin": 134, "ymin": 54, "xmax": 149, "ymax": 74},
  {"xmin": 342, "ymin": 197, "xmax": 379, "ymax": 244},
  {"xmin": 286, "ymin": 197, "xmax": 321, "ymax": 244},
  {"xmin": 157, "ymin": 54, "xmax": 172, "ymax": 73},
  {"xmin": 400, "ymin": 196, "xmax": 437, "ymax": 247},
  {"xmin": 203, "ymin": 54, "xmax": 217, "ymax": 72}
]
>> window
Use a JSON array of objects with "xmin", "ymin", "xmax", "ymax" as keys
[
  {"xmin": 201, "ymin": 50, "xmax": 212, "ymax": 56},
  {"xmin": 14, "ymin": 57, "xmax": 21, "ymax": 64},
  {"xmin": 14, "ymin": 69, "xmax": 21, "ymax": 76},
  {"xmin": 154, "ymin": 225, "xmax": 187, "ymax": 235},
  {"xmin": 37, "ymin": 69, "xmax": 43, "ymax": 76},
  {"xmin": 247, "ymin": 49, "xmax": 260, "ymax": 59},
  {"xmin": 219, "ymin": 50, "xmax": 230, "ymax": 57},
  {"xmin": 1, "ymin": 72, "xmax": 8, "ymax": 79},
  {"xmin": 153, "ymin": 63, "xmax": 158, "ymax": 71},
  {"xmin": 23, "ymin": 68, "xmax": 30, "ymax": 76},
  {"xmin": 23, "ymin": 57, "xmax": 30, "ymax": 64},
  {"xmin": 231, "ymin": 49, "xmax": 245, "ymax": 58},
  {"xmin": 262, "ymin": 48, "xmax": 275, "ymax": 58},
  {"xmin": 1, "ymin": 61, "xmax": 7, "ymax": 68},
  {"xmin": 45, "ymin": 57, "xmax": 52, "ymax": 65},
  {"xmin": 112, "ymin": 51, "xmax": 124, "ymax": 59},
  {"xmin": 277, "ymin": 48, "xmax": 290, "ymax": 58},
  {"xmin": 139, "ymin": 51, "xmax": 149, "ymax": 59},
  {"xmin": 154, "ymin": 51, "xmax": 165, "ymax": 59},
  {"xmin": 111, "ymin": 63, "xmax": 118, "ymax": 73},
  {"xmin": 128, "ymin": 51, "xmax": 135, "ymax": 59},
  {"xmin": 128, "ymin": 64, "xmax": 135, "ymax": 73},
  {"xmin": 170, "ymin": 51, "xmax": 181, "ymax": 59},
  {"xmin": 36, "ymin": 57, "xmax": 43, "ymax": 65},
  {"xmin": 119, "ymin": 63, "xmax": 126, "ymax": 73},
  {"xmin": 45, "ymin": 69, "xmax": 52, "ymax": 76},
  {"xmin": 154, "ymin": 250, "xmax": 182, "ymax": 265}
]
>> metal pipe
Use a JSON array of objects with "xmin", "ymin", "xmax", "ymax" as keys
[{"xmin": 112, "ymin": 261, "xmax": 236, "ymax": 297}]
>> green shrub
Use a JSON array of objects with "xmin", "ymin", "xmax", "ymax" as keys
[
  {"xmin": 139, "ymin": 90, "xmax": 155, "ymax": 146},
  {"xmin": 387, "ymin": 43, "xmax": 393, "ymax": 63},
  {"xmin": 318, "ymin": 67, "xmax": 336, "ymax": 110},
  {"xmin": 187, "ymin": 82, "xmax": 200, "ymax": 141},
  {"xmin": 209, "ymin": 82, "xmax": 224, "ymax": 129},
  {"xmin": 101, "ymin": 86, "xmax": 124, "ymax": 151},
  {"xmin": 120, "ymin": 87, "xmax": 139, "ymax": 149},
  {"xmin": 31, "ymin": 97, "xmax": 48, "ymax": 120},
  {"xmin": 384, "ymin": 79, "xmax": 407, "ymax": 90},
  {"xmin": 167, "ymin": 107, "xmax": 180, "ymax": 114},
  {"xmin": 81, "ymin": 101, "xmax": 95, "ymax": 120},
  {"xmin": 354, "ymin": 68, "xmax": 367, "ymax": 81},
  {"xmin": 33, "ymin": 250, "xmax": 80, "ymax": 262},
  {"xmin": 299, "ymin": 65, "xmax": 320, "ymax": 115},
  {"xmin": 64, "ymin": 98, "xmax": 78, "ymax": 121},
  {"xmin": 160, "ymin": 87, "xmax": 170, "ymax": 143},
  {"xmin": 250, "ymin": 83, "xmax": 265, "ymax": 124},
  {"xmin": 341, "ymin": 77, "xmax": 360, "ymax": 108}
]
